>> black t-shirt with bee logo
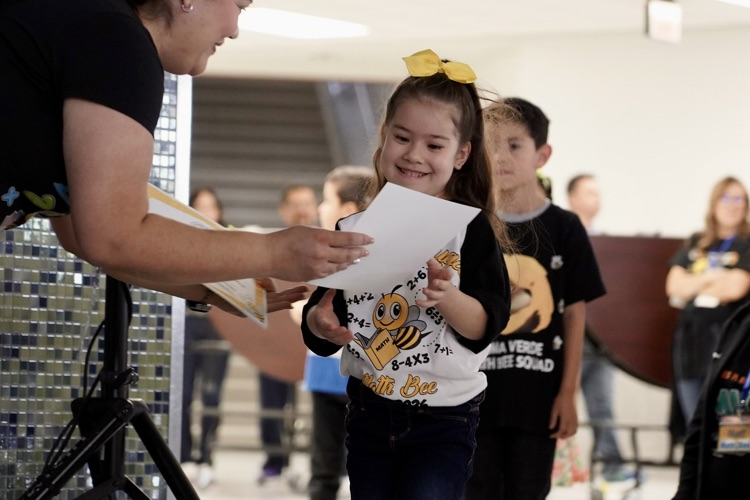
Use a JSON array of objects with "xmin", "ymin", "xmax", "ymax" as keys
[{"xmin": 480, "ymin": 202, "xmax": 606, "ymax": 434}]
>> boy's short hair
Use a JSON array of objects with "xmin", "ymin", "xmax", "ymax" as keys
[{"xmin": 501, "ymin": 97, "xmax": 550, "ymax": 149}]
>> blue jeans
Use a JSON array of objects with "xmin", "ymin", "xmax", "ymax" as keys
[
  {"xmin": 580, "ymin": 337, "xmax": 624, "ymax": 469},
  {"xmin": 676, "ymin": 378, "xmax": 704, "ymax": 424},
  {"xmin": 259, "ymin": 372, "xmax": 296, "ymax": 472},
  {"xmin": 181, "ymin": 316, "xmax": 230, "ymax": 465},
  {"xmin": 345, "ymin": 378, "xmax": 482, "ymax": 500}
]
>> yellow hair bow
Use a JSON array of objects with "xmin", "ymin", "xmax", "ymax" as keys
[{"xmin": 402, "ymin": 49, "xmax": 477, "ymax": 84}]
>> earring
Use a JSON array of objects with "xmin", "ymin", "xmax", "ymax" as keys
[{"xmin": 181, "ymin": 2, "xmax": 193, "ymax": 13}]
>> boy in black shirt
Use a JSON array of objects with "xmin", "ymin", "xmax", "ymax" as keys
[{"xmin": 465, "ymin": 98, "xmax": 606, "ymax": 500}]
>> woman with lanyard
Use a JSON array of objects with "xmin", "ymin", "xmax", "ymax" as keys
[{"xmin": 666, "ymin": 176, "xmax": 750, "ymax": 426}]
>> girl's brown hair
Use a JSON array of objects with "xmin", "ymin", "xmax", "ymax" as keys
[{"xmin": 371, "ymin": 70, "xmax": 511, "ymax": 250}]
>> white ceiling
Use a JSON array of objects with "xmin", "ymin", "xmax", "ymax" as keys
[{"xmin": 204, "ymin": 0, "xmax": 750, "ymax": 81}]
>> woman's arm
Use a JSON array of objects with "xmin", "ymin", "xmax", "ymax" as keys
[
  {"xmin": 700, "ymin": 268, "xmax": 750, "ymax": 303},
  {"xmin": 60, "ymin": 99, "xmax": 371, "ymax": 285},
  {"xmin": 666, "ymin": 265, "xmax": 750, "ymax": 304},
  {"xmin": 50, "ymin": 224, "xmax": 309, "ymax": 315},
  {"xmin": 666, "ymin": 265, "xmax": 714, "ymax": 301}
]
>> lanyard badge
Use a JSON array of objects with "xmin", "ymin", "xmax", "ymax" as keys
[{"xmin": 716, "ymin": 367, "xmax": 750, "ymax": 454}]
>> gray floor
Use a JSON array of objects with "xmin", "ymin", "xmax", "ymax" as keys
[
  {"xmin": 187, "ymin": 448, "xmax": 680, "ymax": 500},
  {"xmin": 182, "ymin": 353, "xmax": 684, "ymax": 500}
]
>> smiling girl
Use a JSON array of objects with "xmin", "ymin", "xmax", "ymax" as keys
[{"xmin": 301, "ymin": 49, "xmax": 511, "ymax": 500}]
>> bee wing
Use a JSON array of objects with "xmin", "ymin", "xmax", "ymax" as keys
[
  {"xmin": 406, "ymin": 320, "xmax": 427, "ymax": 331},
  {"xmin": 407, "ymin": 305, "xmax": 421, "ymax": 324}
]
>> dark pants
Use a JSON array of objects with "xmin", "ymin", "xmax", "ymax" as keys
[
  {"xmin": 309, "ymin": 391, "xmax": 348, "ymax": 500},
  {"xmin": 464, "ymin": 427, "xmax": 556, "ymax": 500},
  {"xmin": 181, "ymin": 316, "xmax": 230, "ymax": 465},
  {"xmin": 259, "ymin": 372, "xmax": 296, "ymax": 472},
  {"xmin": 345, "ymin": 378, "xmax": 482, "ymax": 500}
]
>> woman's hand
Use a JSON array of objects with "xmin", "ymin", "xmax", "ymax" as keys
[
  {"xmin": 266, "ymin": 226, "xmax": 372, "ymax": 282},
  {"xmin": 306, "ymin": 289, "xmax": 354, "ymax": 345}
]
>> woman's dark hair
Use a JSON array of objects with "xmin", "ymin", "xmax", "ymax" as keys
[
  {"xmin": 189, "ymin": 186, "xmax": 227, "ymax": 227},
  {"xmin": 127, "ymin": 0, "xmax": 173, "ymax": 24}
]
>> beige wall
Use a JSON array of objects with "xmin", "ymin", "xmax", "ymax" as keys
[
  {"xmin": 476, "ymin": 27, "xmax": 750, "ymax": 238},
  {"xmin": 210, "ymin": 27, "xmax": 750, "ymax": 237}
]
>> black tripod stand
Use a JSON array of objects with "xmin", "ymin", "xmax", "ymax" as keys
[{"xmin": 20, "ymin": 276, "xmax": 200, "ymax": 500}]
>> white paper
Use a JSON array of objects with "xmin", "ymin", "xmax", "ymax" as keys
[{"xmin": 310, "ymin": 183, "xmax": 480, "ymax": 293}]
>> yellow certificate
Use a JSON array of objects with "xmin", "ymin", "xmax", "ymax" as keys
[{"xmin": 147, "ymin": 184, "xmax": 268, "ymax": 328}]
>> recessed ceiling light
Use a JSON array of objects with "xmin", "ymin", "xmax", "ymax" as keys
[{"xmin": 239, "ymin": 8, "xmax": 369, "ymax": 39}]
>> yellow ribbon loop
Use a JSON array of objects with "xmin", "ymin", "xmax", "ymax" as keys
[{"xmin": 402, "ymin": 49, "xmax": 477, "ymax": 84}]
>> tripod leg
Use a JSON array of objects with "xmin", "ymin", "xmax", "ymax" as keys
[
  {"xmin": 18, "ymin": 409, "xmax": 130, "ymax": 500},
  {"xmin": 73, "ymin": 398, "xmax": 127, "ymax": 499},
  {"xmin": 130, "ymin": 401, "xmax": 201, "ymax": 500},
  {"xmin": 74, "ymin": 477, "xmax": 149, "ymax": 500}
]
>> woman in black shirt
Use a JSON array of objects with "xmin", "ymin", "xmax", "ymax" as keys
[{"xmin": 0, "ymin": 0, "xmax": 371, "ymax": 312}]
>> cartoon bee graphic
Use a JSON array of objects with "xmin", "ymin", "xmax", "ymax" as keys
[
  {"xmin": 373, "ymin": 285, "xmax": 428, "ymax": 349},
  {"xmin": 353, "ymin": 285, "xmax": 431, "ymax": 370}
]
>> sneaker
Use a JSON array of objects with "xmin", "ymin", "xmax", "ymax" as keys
[
  {"xmin": 257, "ymin": 466, "xmax": 283, "ymax": 486},
  {"xmin": 284, "ymin": 469, "xmax": 306, "ymax": 493},
  {"xmin": 339, "ymin": 476, "xmax": 351, "ymax": 498},
  {"xmin": 602, "ymin": 465, "xmax": 640, "ymax": 483},
  {"xmin": 180, "ymin": 461, "xmax": 199, "ymax": 482},
  {"xmin": 196, "ymin": 463, "xmax": 214, "ymax": 489}
]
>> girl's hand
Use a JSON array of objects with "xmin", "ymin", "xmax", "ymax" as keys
[
  {"xmin": 415, "ymin": 258, "xmax": 455, "ymax": 308},
  {"xmin": 549, "ymin": 391, "xmax": 578, "ymax": 439},
  {"xmin": 307, "ymin": 289, "xmax": 354, "ymax": 345},
  {"xmin": 255, "ymin": 278, "xmax": 312, "ymax": 313}
]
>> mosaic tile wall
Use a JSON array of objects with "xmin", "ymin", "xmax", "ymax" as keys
[{"xmin": 0, "ymin": 73, "xmax": 188, "ymax": 499}]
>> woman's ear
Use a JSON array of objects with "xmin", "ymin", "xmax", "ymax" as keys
[{"xmin": 455, "ymin": 141, "xmax": 472, "ymax": 170}]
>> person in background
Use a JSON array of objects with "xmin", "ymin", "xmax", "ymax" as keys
[
  {"xmin": 567, "ymin": 174, "xmax": 600, "ymax": 233},
  {"xmin": 1, "ymin": 0, "xmax": 373, "ymax": 323},
  {"xmin": 567, "ymin": 173, "xmax": 630, "ymax": 482},
  {"xmin": 303, "ymin": 165, "xmax": 376, "ymax": 500},
  {"xmin": 666, "ymin": 176, "xmax": 750, "ymax": 424},
  {"xmin": 180, "ymin": 187, "xmax": 231, "ymax": 489},
  {"xmin": 672, "ymin": 300, "xmax": 750, "ymax": 499},
  {"xmin": 258, "ymin": 185, "xmax": 320, "ymax": 485},
  {"xmin": 302, "ymin": 49, "xmax": 511, "ymax": 500},
  {"xmin": 465, "ymin": 98, "xmax": 606, "ymax": 500}
]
